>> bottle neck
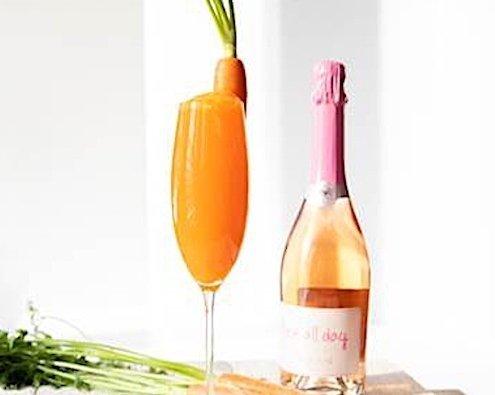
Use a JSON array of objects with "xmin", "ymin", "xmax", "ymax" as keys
[{"xmin": 309, "ymin": 102, "xmax": 348, "ymax": 200}]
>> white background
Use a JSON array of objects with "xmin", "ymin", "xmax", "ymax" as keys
[
  {"xmin": 1, "ymin": 0, "xmax": 495, "ymax": 394},
  {"xmin": 0, "ymin": 0, "xmax": 148, "ymax": 343},
  {"xmin": 378, "ymin": 1, "xmax": 495, "ymax": 393}
]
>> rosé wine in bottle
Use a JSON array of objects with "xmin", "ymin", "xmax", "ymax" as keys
[{"xmin": 280, "ymin": 61, "xmax": 370, "ymax": 395}]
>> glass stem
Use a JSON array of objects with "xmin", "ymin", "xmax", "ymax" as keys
[{"xmin": 202, "ymin": 290, "xmax": 216, "ymax": 394}]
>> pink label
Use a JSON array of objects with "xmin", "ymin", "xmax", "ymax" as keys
[{"xmin": 280, "ymin": 303, "xmax": 361, "ymax": 377}]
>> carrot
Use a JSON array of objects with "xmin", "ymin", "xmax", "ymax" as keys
[
  {"xmin": 214, "ymin": 57, "xmax": 247, "ymax": 105},
  {"xmin": 218, "ymin": 374, "xmax": 302, "ymax": 395},
  {"xmin": 204, "ymin": 0, "xmax": 248, "ymax": 107},
  {"xmin": 187, "ymin": 373, "xmax": 302, "ymax": 395},
  {"xmin": 187, "ymin": 382, "xmax": 245, "ymax": 395}
]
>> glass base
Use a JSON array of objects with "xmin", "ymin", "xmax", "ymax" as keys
[{"xmin": 281, "ymin": 369, "xmax": 364, "ymax": 395}]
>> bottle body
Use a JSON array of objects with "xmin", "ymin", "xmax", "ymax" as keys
[
  {"xmin": 280, "ymin": 61, "xmax": 370, "ymax": 394},
  {"xmin": 280, "ymin": 186, "xmax": 370, "ymax": 394}
]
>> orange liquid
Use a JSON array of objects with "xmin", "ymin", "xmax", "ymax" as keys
[{"xmin": 172, "ymin": 93, "xmax": 248, "ymax": 290}]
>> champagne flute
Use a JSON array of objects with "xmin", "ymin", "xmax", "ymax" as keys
[{"xmin": 171, "ymin": 92, "xmax": 248, "ymax": 393}]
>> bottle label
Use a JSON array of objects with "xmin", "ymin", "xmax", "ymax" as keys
[{"xmin": 280, "ymin": 303, "xmax": 361, "ymax": 377}]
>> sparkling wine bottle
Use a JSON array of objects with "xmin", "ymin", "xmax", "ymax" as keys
[{"xmin": 280, "ymin": 61, "xmax": 370, "ymax": 395}]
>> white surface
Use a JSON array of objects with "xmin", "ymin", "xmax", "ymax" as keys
[{"xmin": 0, "ymin": 0, "xmax": 147, "ymax": 344}]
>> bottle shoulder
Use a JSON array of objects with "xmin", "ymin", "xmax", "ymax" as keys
[
  {"xmin": 281, "ymin": 196, "xmax": 370, "ymax": 296},
  {"xmin": 286, "ymin": 197, "xmax": 366, "ymax": 248}
]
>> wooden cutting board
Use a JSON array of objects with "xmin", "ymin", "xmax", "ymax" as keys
[
  {"xmin": 367, "ymin": 372, "xmax": 464, "ymax": 394},
  {"xmin": 228, "ymin": 361, "xmax": 465, "ymax": 395}
]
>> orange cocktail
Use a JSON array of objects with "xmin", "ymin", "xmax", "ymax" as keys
[
  {"xmin": 172, "ymin": 92, "xmax": 248, "ymax": 289},
  {"xmin": 172, "ymin": 92, "xmax": 248, "ymax": 393}
]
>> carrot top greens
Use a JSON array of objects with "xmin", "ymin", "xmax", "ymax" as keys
[
  {"xmin": 0, "ymin": 329, "xmax": 204, "ymax": 394},
  {"xmin": 205, "ymin": 0, "xmax": 238, "ymax": 57}
]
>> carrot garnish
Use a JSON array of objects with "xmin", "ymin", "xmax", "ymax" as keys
[{"xmin": 204, "ymin": 0, "xmax": 247, "ymax": 106}]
